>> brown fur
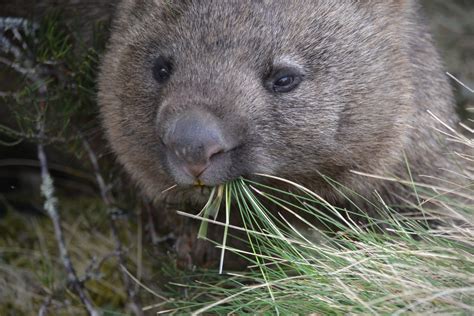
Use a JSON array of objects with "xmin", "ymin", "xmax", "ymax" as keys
[{"xmin": 98, "ymin": 0, "xmax": 466, "ymax": 266}]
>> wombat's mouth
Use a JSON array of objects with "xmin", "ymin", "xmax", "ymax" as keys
[
  {"xmin": 192, "ymin": 181, "xmax": 217, "ymax": 194},
  {"xmin": 163, "ymin": 143, "xmax": 247, "ymax": 187},
  {"xmin": 194, "ymin": 179, "xmax": 205, "ymax": 187},
  {"xmin": 168, "ymin": 171, "xmax": 243, "ymax": 201},
  {"xmin": 192, "ymin": 183, "xmax": 213, "ymax": 195}
]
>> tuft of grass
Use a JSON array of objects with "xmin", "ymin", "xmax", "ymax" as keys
[{"xmin": 164, "ymin": 121, "xmax": 474, "ymax": 315}]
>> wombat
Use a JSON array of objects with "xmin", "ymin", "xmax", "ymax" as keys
[{"xmin": 98, "ymin": 0, "xmax": 466, "ymax": 265}]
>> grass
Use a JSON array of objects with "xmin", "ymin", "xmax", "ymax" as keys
[
  {"xmin": 0, "ymin": 198, "xmax": 137, "ymax": 315},
  {"xmin": 164, "ymin": 176, "xmax": 473, "ymax": 314},
  {"xmin": 152, "ymin": 115, "xmax": 473, "ymax": 315},
  {"xmin": 3, "ymin": 124, "xmax": 471, "ymax": 315}
]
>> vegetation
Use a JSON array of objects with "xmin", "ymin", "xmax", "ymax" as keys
[{"xmin": 164, "ymin": 154, "xmax": 473, "ymax": 314}]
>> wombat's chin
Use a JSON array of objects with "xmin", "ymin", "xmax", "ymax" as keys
[
  {"xmin": 162, "ymin": 184, "xmax": 216, "ymax": 207},
  {"xmin": 173, "ymin": 173, "xmax": 238, "ymax": 189},
  {"xmin": 189, "ymin": 184, "xmax": 214, "ymax": 196}
]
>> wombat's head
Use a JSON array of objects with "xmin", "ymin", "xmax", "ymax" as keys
[{"xmin": 99, "ymin": 0, "xmax": 415, "ymax": 203}]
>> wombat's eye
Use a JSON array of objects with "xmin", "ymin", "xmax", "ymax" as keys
[
  {"xmin": 275, "ymin": 76, "xmax": 294, "ymax": 88},
  {"xmin": 269, "ymin": 67, "xmax": 303, "ymax": 93},
  {"xmin": 152, "ymin": 57, "xmax": 173, "ymax": 83}
]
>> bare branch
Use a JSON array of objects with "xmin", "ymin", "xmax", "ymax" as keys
[
  {"xmin": 82, "ymin": 136, "xmax": 144, "ymax": 316},
  {"xmin": 0, "ymin": 17, "xmax": 37, "ymax": 32},
  {"xmin": 0, "ymin": 35, "xmax": 22, "ymax": 59},
  {"xmin": 38, "ymin": 119, "xmax": 100, "ymax": 316}
]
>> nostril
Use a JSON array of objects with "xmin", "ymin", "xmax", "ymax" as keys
[{"xmin": 205, "ymin": 143, "xmax": 226, "ymax": 161}]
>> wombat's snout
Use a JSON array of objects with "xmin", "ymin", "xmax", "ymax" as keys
[{"xmin": 162, "ymin": 111, "xmax": 237, "ymax": 183}]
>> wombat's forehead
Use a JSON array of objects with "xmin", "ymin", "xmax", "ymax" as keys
[
  {"xmin": 156, "ymin": 1, "xmax": 322, "ymax": 50},
  {"xmin": 127, "ymin": 0, "xmax": 365, "ymax": 68},
  {"xmin": 169, "ymin": 3, "xmax": 280, "ymax": 46}
]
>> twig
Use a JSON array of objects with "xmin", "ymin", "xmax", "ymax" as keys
[
  {"xmin": 38, "ymin": 295, "xmax": 53, "ymax": 316},
  {"xmin": 143, "ymin": 198, "xmax": 175, "ymax": 245},
  {"xmin": 4, "ymin": 15, "xmax": 100, "ymax": 315},
  {"xmin": 0, "ymin": 55, "xmax": 35, "ymax": 75},
  {"xmin": 37, "ymin": 120, "xmax": 99, "ymax": 316},
  {"xmin": 0, "ymin": 35, "xmax": 22, "ymax": 59},
  {"xmin": 80, "ymin": 252, "xmax": 121, "ymax": 283},
  {"xmin": 0, "ymin": 54, "xmax": 47, "ymax": 95},
  {"xmin": 0, "ymin": 90, "xmax": 18, "ymax": 98},
  {"xmin": 0, "ymin": 123, "xmax": 67, "ymax": 144},
  {"xmin": 82, "ymin": 136, "xmax": 144, "ymax": 316},
  {"xmin": 0, "ymin": 17, "xmax": 37, "ymax": 32},
  {"xmin": 0, "ymin": 17, "xmax": 38, "ymax": 58}
]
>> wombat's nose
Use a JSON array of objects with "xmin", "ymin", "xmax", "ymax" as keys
[{"xmin": 164, "ymin": 111, "xmax": 228, "ymax": 178}]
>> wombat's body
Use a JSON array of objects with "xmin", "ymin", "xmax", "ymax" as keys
[
  {"xmin": 99, "ymin": 0, "xmax": 458, "ymax": 201},
  {"xmin": 98, "ymin": 0, "xmax": 465, "ymax": 265}
]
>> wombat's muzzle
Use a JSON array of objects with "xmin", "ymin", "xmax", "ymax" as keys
[{"xmin": 162, "ymin": 110, "xmax": 238, "ymax": 184}]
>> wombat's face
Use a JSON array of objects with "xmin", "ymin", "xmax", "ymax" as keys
[{"xmin": 99, "ymin": 0, "xmax": 413, "ymax": 203}]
